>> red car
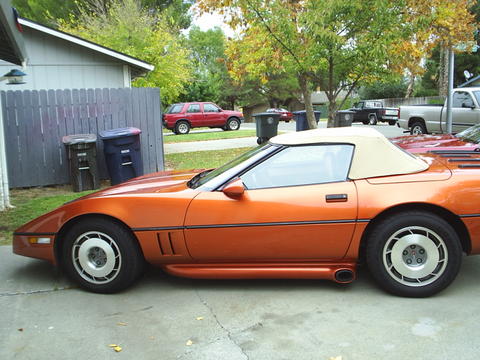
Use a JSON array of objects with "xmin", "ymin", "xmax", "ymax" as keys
[
  {"xmin": 392, "ymin": 124, "xmax": 480, "ymax": 153},
  {"xmin": 266, "ymin": 108, "xmax": 293, "ymax": 122},
  {"xmin": 163, "ymin": 102, "xmax": 244, "ymax": 135}
]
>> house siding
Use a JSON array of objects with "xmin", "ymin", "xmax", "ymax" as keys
[{"xmin": 0, "ymin": 26, "xmax": 125, "ymax": 91}]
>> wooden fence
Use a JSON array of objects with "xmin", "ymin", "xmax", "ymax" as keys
[
  {"xmin": 0, "ymin": 87, "xmax": 163, "ymax": 188},
  {"xmin": 373, "ymin": 96, "xmax": 444, "ymax": 108}
]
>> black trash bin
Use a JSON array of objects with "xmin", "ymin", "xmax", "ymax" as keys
[
  {"xmin": 99, "ymin": 127, "xmax": 144, "ymax": 185},
  {"xmin": 62, "ymin": 134, "xmax": 100, "ymax": 192},
  {"xmin": 292, "ymin": 110, "xmax": 321, "ymax": 131},
  {"xmin": 335, "ymin": 110, "xmax": 355, "ymax": 127},
  {"xmin": 253, "ymin": 112, "xmax": 280, "ymax": 144}
]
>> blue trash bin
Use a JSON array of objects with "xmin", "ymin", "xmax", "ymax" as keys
[
  {"xmin": 292, "ymin": 110, "xmax": 321, "ymax": 131},
  {"xmin": 99, "ymin": 127, "xmax": 143, "ymax": 185}
]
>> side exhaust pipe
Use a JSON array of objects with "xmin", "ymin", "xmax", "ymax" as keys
[{"xmin": 334, "ymin": 269, "xmax": 355, "ymax": 283}]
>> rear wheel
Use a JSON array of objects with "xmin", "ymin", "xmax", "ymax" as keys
[
  {"xmin": 62, "ymin": 218, "xmax": 145, "ymax": 293},
  {"xmin": 175, "ymin": 121, "xmax": 190, "ymax": 135},
  {"xmin": 410, "ymin": 121, "xmax": 427, "ymax": 135},
  {"xmin": 388, "ymin": 120, "xmax": 397, "ymax": 126},
  {"xmin": 226, "ymin": 117, "xmax": 240, "ymax": 131},
  {"xmin": 366, "ymin": 211, "xmax": 462, "ymax": 297}
]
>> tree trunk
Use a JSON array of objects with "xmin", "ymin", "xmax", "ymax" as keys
[
  {"xmin": 438, "ymin": 45, "xmax": 449, "ymax": 96},
  {"xmin": 405, "ymin": 73, "xmax": 415, "ymax": 98},
  {"xmin": 327, "ymin": 101, "xmax": 337, "ymax": 127},
  {"xmin": 299, "ymin": 74, "xmax": 316, "ymax": 129}
]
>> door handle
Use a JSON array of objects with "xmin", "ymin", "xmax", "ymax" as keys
[{"xmin": 326, "ymin": 194, "xmax": 348, "ymax": 202}]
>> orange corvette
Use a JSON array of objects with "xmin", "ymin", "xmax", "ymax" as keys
[{"xmin": 13, "ymin": 127, "xmax": 480, "ymax": 297}]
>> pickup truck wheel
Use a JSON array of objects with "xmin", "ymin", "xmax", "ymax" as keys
[
  {"xmin": 410, "ymin": 121, "xmax": 427, "ymax": 135},
  {"xmin": 366, "ymin": 211, "xmax": 462, "ymax": 297},
  {"xmin": 388, "ymin": 120, "xmax": 397, "ymax": 126},
  {"xmin": 362, "ymin": 120, "xmax": 369, "ymax": 125},
  {"xmin": 175, "ymin": 121, "xmax": 190, "ymax": 135},
  {"xmin": 226, "ymin": 117, "xmax": 241, "ymax": 131},
  {"xmin": 369, "ymin": 115, "xmax": 377, "ymax": 125}
]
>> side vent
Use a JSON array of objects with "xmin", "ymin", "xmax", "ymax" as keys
[{"xmin": 157, "ymin": 232, "xmax": 177, "ymax": 255}]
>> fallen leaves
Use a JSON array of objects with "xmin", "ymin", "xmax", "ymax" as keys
[
  {"xmin": 196, "ymin": 316, "xmax": 204, "ymax": 321},
  {"xmin": 109, "ymin": 344, "xmax": 122, "ymax": 352},
  {"xmin": 186, "ymin": 340, "xmax": 193, "ymax": 346}
]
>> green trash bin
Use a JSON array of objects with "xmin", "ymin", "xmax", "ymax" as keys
[
  {"xmin": 253, "ymin": 112, "xmax": 281, "ymax": 144},
  {"xmin": 335, "ymin": 110, "xmax": 354, "ymax": 127},
  {"xmin": 62, "ymin": 134, "xmax": 100, "ymax": 192}
]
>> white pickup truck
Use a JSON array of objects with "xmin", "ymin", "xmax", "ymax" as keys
[{"xmin": 398, "ymin": 87, "xmax": 480, "ymax": 134}]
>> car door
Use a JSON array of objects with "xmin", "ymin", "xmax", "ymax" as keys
[
  {"xmin": 203, "ymin": 103, "xmax": 224, "ymax": 126},
  {"xmin": 184, "ymin": 144, "xmax": 358, "ymax": 261},
  {"xmin": 185, "ymin": 103, "xmax": 203, "ymax": 127},
  {"xmin": 449, "ymin": 91, "xmax": 480, "ymax": 133}
]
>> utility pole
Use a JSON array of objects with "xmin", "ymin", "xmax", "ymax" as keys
[{"xmin": 445, "ymin": 48, "xmax": 454, "ymax": 134}]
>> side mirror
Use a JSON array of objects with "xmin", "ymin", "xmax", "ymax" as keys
[{"xmin": 222, "ymin": 178, "xmax": 245, "ymax": 198}]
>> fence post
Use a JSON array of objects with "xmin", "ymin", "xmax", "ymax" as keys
[{"xmin": 0, "ymin": 93, "xmax": 12, "ymax": 210}]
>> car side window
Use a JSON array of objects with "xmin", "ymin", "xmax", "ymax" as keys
[
  {"xmin": 240, "ymin": 144, "xmax": 354, "ymax": 190},
  {"xmin": 168, "ymin": 104, "xmax": 183, "ymax": 114},
  {"xmin": 453, "ymin": 92, "xmax": 474, "ymax": 108},
  {"xmin": 204, "ymin": 104, "xmax": 220, "ymax": 112},
  {"xmin": 187, "ymin": 104, "xmax": 201, "ymax": 113}
]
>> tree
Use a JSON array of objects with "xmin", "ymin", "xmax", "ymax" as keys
[
  {"xmin": 12, "ymin": 0, "xmax": 193, "ymax": 29},
  {"xmin": 390, "ymin": 0, "xmax": 477, "ymax": 97},
  {"xmin": 359, "ymin": 79, "xmax": 408, "ymax": 100},
  {"xmin": 199, "ymin": 0, "xmax": 409, "ymax": 127},
  {"xmin": 59, "ymin": 0, "xmax": 192, "ymax": 104}
]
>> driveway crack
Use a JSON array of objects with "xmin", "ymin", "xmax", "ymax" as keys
[
  {"xmin": 0, "ymin": 286, "xmax": 74, "ymax": 296},
  {"xmin": 195, "ymin": 289, "xmax": 250, "ymax": 360}
]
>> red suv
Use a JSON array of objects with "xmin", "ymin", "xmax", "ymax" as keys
[{"xmin": 163, "ymin": 102, "xmax": 244, "ymax": 135}]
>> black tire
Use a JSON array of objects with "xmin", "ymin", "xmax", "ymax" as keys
[
  {"xmin": 226, "ymin": 117, "xmax": 241, "ymax": 131},
  {"xmin": 366, "ymin": 211, "xmax": 462, "ymax": 297},
  {"xmin": 369, "ymin": 114, "xmax": 377, "ymax": 125},
  {"xmin": 362, "ymin": 120, "xmax": 369, "ymax": 125},
  {"xmin": 175, "ymin": 120, "xmax": 190, "ymax": 135},
  {"xmin": 388, "ymin": 120, "xmax": 397, "ymax": 126},
  {"xmin": 61, "ymin": 218, "xmax": 145, "ymax": 293},
  {"xmin": 410, "ymin": 121, "xmax": 427, "ymax": 135}
]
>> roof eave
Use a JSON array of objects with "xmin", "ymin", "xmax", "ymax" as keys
[{"xmin": 18, "ymin": 17, "xmax": 154, "ymax": 72}]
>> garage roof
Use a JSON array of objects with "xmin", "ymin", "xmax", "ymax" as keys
[{"xmin": 0, "ymin": 3, "xmax": 27, "ymax": 66}]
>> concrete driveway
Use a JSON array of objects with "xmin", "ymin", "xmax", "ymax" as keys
[{"xmin": 1, "ymin": 245, "xmax": 480, "ymax": 360}]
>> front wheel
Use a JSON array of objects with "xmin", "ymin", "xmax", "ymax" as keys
[
  {"xmin": 62, "ymin": 218, "xmax": 145, "ymax": 293},
  {"xmin": 366, "ymin": 211, "xmax": 462, "ymax": 297},
  {"xmin": 226, "ymin": 118, "xmax": 240, "ymax": 131}
]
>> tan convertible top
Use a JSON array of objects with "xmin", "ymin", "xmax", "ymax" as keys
[{"xmin": 270, "ymin": 127, "xmax": 429, "ymax": 179}]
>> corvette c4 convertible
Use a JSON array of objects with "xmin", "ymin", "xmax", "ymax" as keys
[{"xmin": 13, "ymin": 127, "xmax": 480, "ymax": 297}]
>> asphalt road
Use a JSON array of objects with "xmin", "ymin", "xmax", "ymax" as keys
[
  {"xmin": 2, "ymin": 245, "xmax": 480, "ymax": 360},
  {"xmin": 164, "ymin": 122, "xmax": 406, "ymax": 154}
]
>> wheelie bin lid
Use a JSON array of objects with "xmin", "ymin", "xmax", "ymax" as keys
[
  {"xmin": 99, "ymin": 127, "xmax": 142, "ymax": 140},
  {"xmin": 62, "ymin": 133, "xmax": 97, "ymax": 145},
  {"xmin": 252, "ymin": 112, "xmax": 281, "ymax": 117},
  {"xmin": 292, "ymin": 110, "xmax": 322, "ymax": 114}
]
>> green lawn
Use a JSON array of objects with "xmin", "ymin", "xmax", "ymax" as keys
[
  {"xmin": 0, "ymin": 147, "xmax": 254, "ymax": 245},
  {"xmin": 165, "ymin": 147, "xmax": 253, "ymax": 170},
  {"xmin": 163, "ymin": 129, "xmax": 256, "ymax": 143}
]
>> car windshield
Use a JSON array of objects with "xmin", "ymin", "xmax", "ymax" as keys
[
  {"xmin": 456, "ymin": 124, "xmax": 480, "ymax": 144},
  {"xmin": 188, "ymin": 144, "xmax": 277, "ymax": 189}
]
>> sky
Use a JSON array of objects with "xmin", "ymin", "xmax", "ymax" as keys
[{"xmin": 190, "ymin": 9, "xmax": 235, "ymax": 37}]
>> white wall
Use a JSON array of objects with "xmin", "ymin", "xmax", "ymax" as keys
[{"xmin": 0, "ymin": 26, "xmax": 128, "ymax": 91}]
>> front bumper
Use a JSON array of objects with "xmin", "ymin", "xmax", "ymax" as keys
[{"xmin": 13, "ymin": 232, "xmax": 56, "ymax": 264}]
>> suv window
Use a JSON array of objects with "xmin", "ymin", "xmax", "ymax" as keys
[
  {"xmin": 453, "ymin": 92, "xmax": 474, "ymax": 108},
  {"xmin": 240, "ymin": 144, "xmax": 354, "ymax": 190},
  {"xmin": 204, "ymin": 103, "xmax": 220, "ymax": 112},
  {"xmin": 187, "ymin": 104, "xmax": 201, "ymax": 113},
  {"xmin": 167, "ymin": 104, "xmax": 184, "ymax": 114}
]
